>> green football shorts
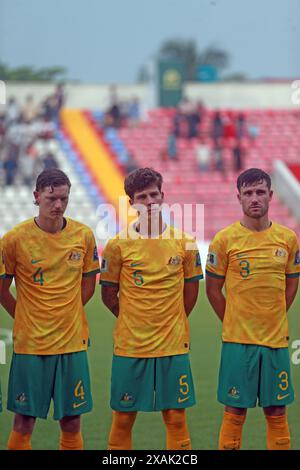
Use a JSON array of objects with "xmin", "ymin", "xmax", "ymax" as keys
[
  {"xmin": 218, "ymin": 342, "xmax": 294, "ymax": 408},
  {"xmin": 110, "ymin": 353, "xmax": 196, "ymax": 412},
  {"xmin": 7, "ymin": 351, "xmax": 92, "ymax": 420}
]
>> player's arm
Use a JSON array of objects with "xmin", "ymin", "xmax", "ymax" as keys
[
  {"xmin": 183, "ymin": 242, "xmax": 203, "ymax": 316},
  {"xmin": 285, "ymin": 276, "xmax": 299, "ymax": 312},
  {"xmin": 81, "ymin": 230, "xmax": 101, "ymax": 305},
  {"xmin": 101, "ymin": 284, "xmax": 120, "ymax": 318},
  {"xmin": 205, "ymin": 275, "xmax": 226, "ymax": 322},
  {"xmin": 81, "ymin": 275, "xmax": 97, "ymax": 306},
  {"xmin": 184, "ymin": 281, "xmax": 199, "ymax": 316},
  {"xmin": 285, "ymin": 236, "xmax": 300, "ymax": 312},
  {"xmin": 1, "ymin": 277, "xmax": 16, "ymax": 318},
  {"xmin": 100, "ymin": 239, "xmax": 121, "ymax": 318}
]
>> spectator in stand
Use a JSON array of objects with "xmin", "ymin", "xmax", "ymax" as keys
[
  {"xmin": 52, "ymin": 84, "xmax": 65, "ymax": 120},
  {"xmin": 236, "ymin": 113, "xmax": 247, "ymax": 139},
  {"xmin": 211, "ymin": 111, "xmax": 224, "ymax": 142},
  {"xmin": 248, "ymin": 122, "xmax": 260, "ymax": 141},
  {"xmin": 5, "ymin": 97, "xmax": 20, "ymax": 128},
  {"xmin": 213, "ymin": 138, "xmax": 225, "ymax": 176},
  {"xmin": 167, "ymin": 133, "xmax": 177, "ymax": 160},
  {"xmin": 232, "ymin": 140, "xmax": 245, "ymax": 172},
  {"xmin": 223, "ymin": 116, "xmax": 236, "ymax": 141},
  {"xmin": 173, "ymin": 110, "xmax": 184, "ymax": 138},
  {"xmin": 187, "ymin": 104, "xmax": 200, "ymax": 139},
  {"xmin": 41, "ymin": 95, "xmax": 58, "ymax": 122},
  {"xmin": 21, "ymin": 95, "xmax": 38, "ymax": 124},
  {"xmin": 42, "ymin": 151, "xmax": 58, "ymax": 170},
  {"xmin": 195, "ymin": 138, "xmax": 210, "ymax": 172},
  {"xmin": 127, "ymin": 97, "xmax": 140, "ymax": 127},
  {"xmin": 3, "ymin": 143, "xmax": 19, "ymax": 185},
  {"xmin": 0, "ymin": 113, "xmax": 5, "ymax": 142},
  {"xmin": 109, "ymin": 101, "xmax": 121, "ymax": 128},
  {"xmin": 19, "ymin": 149, "xmax": 35, "ymax": 187}
]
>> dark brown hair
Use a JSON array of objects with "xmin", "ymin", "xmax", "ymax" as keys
[
  {"xmin": 35, "ymin": 169, "xmax": 71, "ymax": 192},
  {"xmin": 237, "ymin": 168, "xmax": 271, "ymax": 192},
  {"xmin": 124, "ymin": 168, "xmax": 163, "ymax": 199}
]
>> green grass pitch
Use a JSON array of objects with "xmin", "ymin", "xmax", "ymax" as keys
[{"xmin": 1, "ymin": 284, "xmax": 300, "ymax": 450}]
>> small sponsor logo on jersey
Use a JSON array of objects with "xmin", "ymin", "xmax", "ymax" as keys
[
  {"xmin": 168, "ymin": 256, "xmax": 181, "ymax": 266},
  {"xmin": 68, "ymin": 252, "xmax": 81, "ymax": 262},
  {"xmin": 101, "ymin": 258, "xmax": 108, "ymax": 272},
  {"xmin": 93, "ymin": 246, "xmax": 99, "ymax": 261},
  {"xmin": 130, "ymin": 262, "xmax": 144, "ymax": 267},
  {"xmin": 236, "ymin": 253, "xmax": 248, "ymax": 259},
  {"xmin": 274, "ymin": 248, "xmax": 287, "ymax": 258},
  {"xmin": 294, "ymin": 250, "xmax": 300, "ymax": 265},
  {"xmin": 195, "ymin": 252, "xmax": 202, "ymax": 267},
  {"xmin": 31, "ymin": 258, "xmax": 46, "ymax": 264},
  {"xmin": 120, "ymin": 393, "xmax": 134, "ymax": 407},
  {"xmin": 207, "ymin": 252, "xmax": 217, "ymax": 267},
  {"xmin": 228, "ymin": 387, "xmax": 240, "ymax": 399},
  {"xmin": 16, "ymin": 393, "xmax": 28, "ymax": 404}
]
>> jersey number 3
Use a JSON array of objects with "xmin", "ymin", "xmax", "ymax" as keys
[{"xmin": 239, "ymin": 260, "xmax": 250, "ymax": 278}]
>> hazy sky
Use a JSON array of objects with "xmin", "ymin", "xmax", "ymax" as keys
[{"xmin": 1, "ymin": 0, "xmax": 299, "ymax": 83}]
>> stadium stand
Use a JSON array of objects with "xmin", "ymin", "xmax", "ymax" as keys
[
  {"xmin": 83, "ymin": 107, "xmax": 300, "ymax": 240},
  {"xmin": 1, "ymin": 88, "xmax": 299, "ymax": 241}
]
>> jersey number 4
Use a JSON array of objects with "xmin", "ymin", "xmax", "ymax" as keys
[{"xmin": 33, "ymin": 267, "xmax": 44, "ymax": 286}]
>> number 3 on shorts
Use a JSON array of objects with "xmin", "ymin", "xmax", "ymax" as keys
[{"xmin": 278, "ymin": 371, "xmax": 288, "ymax": 391}]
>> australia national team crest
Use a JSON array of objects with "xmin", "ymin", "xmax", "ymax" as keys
[
  {"xmin": 274, "ymin": 248, "xmax": 287, "ymax": 258},
  {"xmin": 207, "ymin": 252, "xmax": 217, "ymax": 267},
  {"xmin": 93, "ymin": 246, "xmax": 99, "ymax": 261},
  {"xmin": 68, "ymin": 251, "xmax": 82, "ymax": 262},
  {"xmin": 101, "ymin": 258, "xmax": 108, "ymax": 273},
  {"xmin": 228, "ymin": 387, "xmax": 240, "ymax": 399},
  {"xmin": 15, "ymin": 392, "xmax": 28, "ymax": 404},
  {"xmin": 168, "ymin": 256, "xmax": 181, "ymax": 266},
  {"xmin": 120, "ymin": 392, "xmax": 134, "ymax": 408}
]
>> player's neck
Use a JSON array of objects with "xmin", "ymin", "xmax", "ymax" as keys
[
  {"xmin": 241, "ymin": 215, "xmax": 271, "ymax": 232},
  {"xmin": 35, "ymin": 215, "xmax": 66, "ymax": 234},
  {"xmin": 136, "ymin": 214, "xmax": 165, "ymax": 238}
]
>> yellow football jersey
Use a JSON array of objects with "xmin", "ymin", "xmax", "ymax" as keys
[
  {"xmin": 3, "ymin": 218, "xmax": 100, "ymax": 355},
  {"xmin": 0, "ymin": 238, "xmax": 5, "ymax": 278},
  {"xmin": 100, "ymin": 225, "xmax": 203, "ymax": 358},
  {"xmin": 206, "ymin": 221, "xmax": 300, "ymax": 348}
]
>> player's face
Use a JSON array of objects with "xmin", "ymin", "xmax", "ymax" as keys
[
  {"xmin": 130, "ymin": 184, "xmax": 164, "ymax": 217},
  {"xmin": 238, "ymin": 180, "xmax": 273, "ymax": 219},
  {"xmin": 34, "ymin": 185, "xmax": 70, "ymax": 220}
]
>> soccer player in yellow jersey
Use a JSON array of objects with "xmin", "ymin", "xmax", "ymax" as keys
[
  {"xmin": 206, "ymin": 168, "xmax": 300, "ymax": 450},
  {"xmin": 100, "ymin": 168, "xmax": 203, "ymax": 450},
  {"xmin": 0, "ymin": 238, "xmax": 6, "ymax": 413},
  {"xmin": 1, "ymin": 169, "xmax": 100, "ymax": 450}
]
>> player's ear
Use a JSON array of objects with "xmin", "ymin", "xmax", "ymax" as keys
[
  {"xmin": 269, "ymin": 190, "xmax": 273, "ymax": 200},
  {"xmin": 237, "ymin": 191, "xmax": 241, "ymax": 204},
  {"xmin": 129, "ymin": 198, "xmax": 133, "ymax": 206},
  {"xmin": 33, "ymin": 190, "xmax": 40, "ymax": 206},
  {"xmin": 161, "ymin": 191, "xmax": 164, "ymax": 202}
]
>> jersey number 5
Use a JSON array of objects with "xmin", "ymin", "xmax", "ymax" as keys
[{"xmin": 133, "ymin": 270, "xmax": 144, "ymax": 286}]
